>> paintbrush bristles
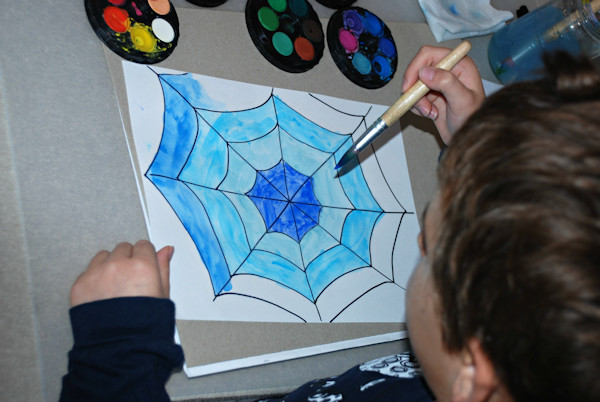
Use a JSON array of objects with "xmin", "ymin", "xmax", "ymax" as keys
[{"xmin": 381, "ymin": 41, "xmax": 472, "ymax": 125}]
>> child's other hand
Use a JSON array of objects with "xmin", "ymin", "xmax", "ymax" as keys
[
  {"xmin": 402, "ymin": 45, "xmax": 485, "ymax": 145},
  {"xmin": 70, "ymin": 240, "xmax": 173, "ymax": 307}
]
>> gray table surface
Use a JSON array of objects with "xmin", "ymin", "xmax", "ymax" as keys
[{"xmin": 1, "ymin": 1, "xmax": 544, "ymax": 401}]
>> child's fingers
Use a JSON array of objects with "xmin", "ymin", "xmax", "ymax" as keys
[
  {"xmin": 107, "ymin": 242, "xmax": 134, "ymax": 262},
  {"xmin": 402, "ymin": 45, "xmax": 455, "ymax": 92},
  {"xmin": 156, "ymin": 245, "xmax": 174, "ymax": 297},
  {"xmin": 418, "ymin": 67, "xmax": 471, "ymax": 106},
  {"xmin": 88, "ymin": 249, "xmax": 111, "ymax": 269}
]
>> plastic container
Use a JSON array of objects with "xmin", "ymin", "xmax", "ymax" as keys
[{"xmin": 488, "ymin": 0, "xmax": 600, "ymax": 84}]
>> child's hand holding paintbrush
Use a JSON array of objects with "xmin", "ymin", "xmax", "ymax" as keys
[
  {"xmin": 402, "ymin": 42, "xmax": 485, "ymax": 144},
  {"xmin": 336, "ymin": 41, "xmax": 485, "ymax": 169}
]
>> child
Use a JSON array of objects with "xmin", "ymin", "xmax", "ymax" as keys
[
  {"xmin": 409, "ymin": 50, "xmax": 600, "ymax": 401},
  {"xmin": 61, "ymin": 48, "xmax": 600, "ymax": 401}
]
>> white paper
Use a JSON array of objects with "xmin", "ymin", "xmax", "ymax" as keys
[
  {"xmin": 483, "ymin": 78, "xmax": 503, "ymax": 96},
  {"xmin": 122, "ymin": 60, "xmax": 419, "ymax": 375}
]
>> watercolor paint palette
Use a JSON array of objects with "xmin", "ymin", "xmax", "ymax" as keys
[
  {"xmin": 85, "ymin": 0, "xmax": 179, "ymax": 64},
  {"xmin": 327, "ymin": 7, "xmax": 397, "ymax": 89},
  {"xmin": 245, "ymin": 0, "xmax": 325, "ymax": 73}
]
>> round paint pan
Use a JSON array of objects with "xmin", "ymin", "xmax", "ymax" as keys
[
  {"xmin": 315, "ymin": 0, "xmax": 356, "ymax": 9},
  {"xmin": 85, "ymin": 0, "xmax": 179, "ymax": 64},
  {"xmin": 186, "ymin": 0, "xmax": 228, "ymax": 6},
  {"xmin": 327, "ymin": 7, "xmax": 397, "ymax": 89},
  {"xmin": 245, "ymin": 0, "xmax": 325, "ymax": 73}
]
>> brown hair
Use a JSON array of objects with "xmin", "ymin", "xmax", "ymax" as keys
[{"xmin": 433, "ymin": 52, "xmax": 600, "ymax": 401}]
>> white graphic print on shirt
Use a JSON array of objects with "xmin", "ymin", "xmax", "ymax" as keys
[{"xmin": 359, "ymin": 353, "xmax": 423, "ymax": 379}]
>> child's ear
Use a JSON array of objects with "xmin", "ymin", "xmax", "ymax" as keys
[{"xmin": 450, "ymin": 338, "xmax": 500, "ymax": 402}]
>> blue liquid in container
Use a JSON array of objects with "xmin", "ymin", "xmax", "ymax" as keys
[{"xmin": 488, "ymin": 5, "xmax": 581, "ymax": 83}]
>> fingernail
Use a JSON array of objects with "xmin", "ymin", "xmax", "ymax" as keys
[
  {"xmin": 401, "ymin": 77, "xmax": 407, "ymax": 92},
  {"xmin": 420, "ymin": 67, "xmax": 435, "ymax": 82},
  {"xmin": 429, "ymin": 108, "xmax": 438, "ymax": 120},
  {"xmin": 167, "ymin": 246, "xmax": 175, "ymax": 261},
  {"xmin": 417, "ymin": 105, "xmax": 429, "ymax": 116}
]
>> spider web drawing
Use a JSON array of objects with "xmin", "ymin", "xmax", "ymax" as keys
[{"xmin": 126, "ymin": 64, "xmax": 420, "ymax": 323}]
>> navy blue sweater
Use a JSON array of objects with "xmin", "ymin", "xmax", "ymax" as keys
[{"xmin": 60, "ymin": 297, "xmax": 184, "ymax": 401}]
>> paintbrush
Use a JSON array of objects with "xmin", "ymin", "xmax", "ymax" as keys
[
  {"xmin": 543, "ymin": 0, "xmax": 600, "ymax": 41},
  {"xmin": 335, "ymin": 40, "xmax": 472, "ymax": 170}
]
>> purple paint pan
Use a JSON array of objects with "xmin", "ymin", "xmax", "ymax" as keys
[{"xmin": 327, "ymin": 7, "xmax": 397, "ymax": 88}]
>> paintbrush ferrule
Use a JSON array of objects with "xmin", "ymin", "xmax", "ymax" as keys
[{"xmin": 354, "ymin": 118, "xmax": 388, "ymax": 152}]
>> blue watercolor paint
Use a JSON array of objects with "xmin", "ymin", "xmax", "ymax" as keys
[
  {"xmin": 363, "ymin": 11, "xmax": 383, "ymax": 36},
  {"xmin": 248, "ymin": 162, "xmax": 321, "ymax": 242},
  {"xmin": 352, "ymin": 52, "xmax": 372, "ymax": 74},
  {"xmin": 300, "ymin": 224, "xmax": 338, "ymax": 265},
  {"xmin": 238, "ymin": 250, "xmax": 313, "ymax": 300},
  {"xmin": 373, "ymin": 55, "xmax": 393, "ymax": 79},
  {"xmin": 292, "ymin": 205, "xmax": 316, "ymax": 240},
  {"xmin": 248, "ymin": 171, "xmax": 287, "ymax": 200},
  {"xmin": 148, "ymin": 175, "xmax": 233, "ymax": 293},
  {"xmin": 145, "ymin": 72, "xmax": 412, "ymax": 317},
  {"xmin": 379, "ymin": 37, "xmax": 396, "ymax": 58},
  {"xmin": 341, "ymin": 210, "xmax": 381, "ymax": 263},
  {"xmin": 306, "ymin": 245, "xmax": 367, "ymax": 298}
]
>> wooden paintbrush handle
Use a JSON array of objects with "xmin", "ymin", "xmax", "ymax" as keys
[
  {"xmin": 543, "ymin": 0, "xmax": 600, "ymax": 41},
  {"xmin": 380, "ymin": 41, "xmax": 472, "ymax": 126}
]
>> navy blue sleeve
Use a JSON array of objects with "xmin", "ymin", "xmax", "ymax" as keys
[{"xmin": 60, "ymin": 297, "xmax": 184, "ymax": 402}]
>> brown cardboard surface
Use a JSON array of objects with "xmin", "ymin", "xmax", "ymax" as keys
[
  {"xmin": 105, "ymin": 7, "xmax": 448, "ymax": 375},
  {"xmin": 179, "ymin": 320, "xmax": 405, "ymax": 367}
]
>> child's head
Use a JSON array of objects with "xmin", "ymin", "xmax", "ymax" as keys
[{"xmin": 407, "ymin": 52, "xmax": 600, "ymax": 401}]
